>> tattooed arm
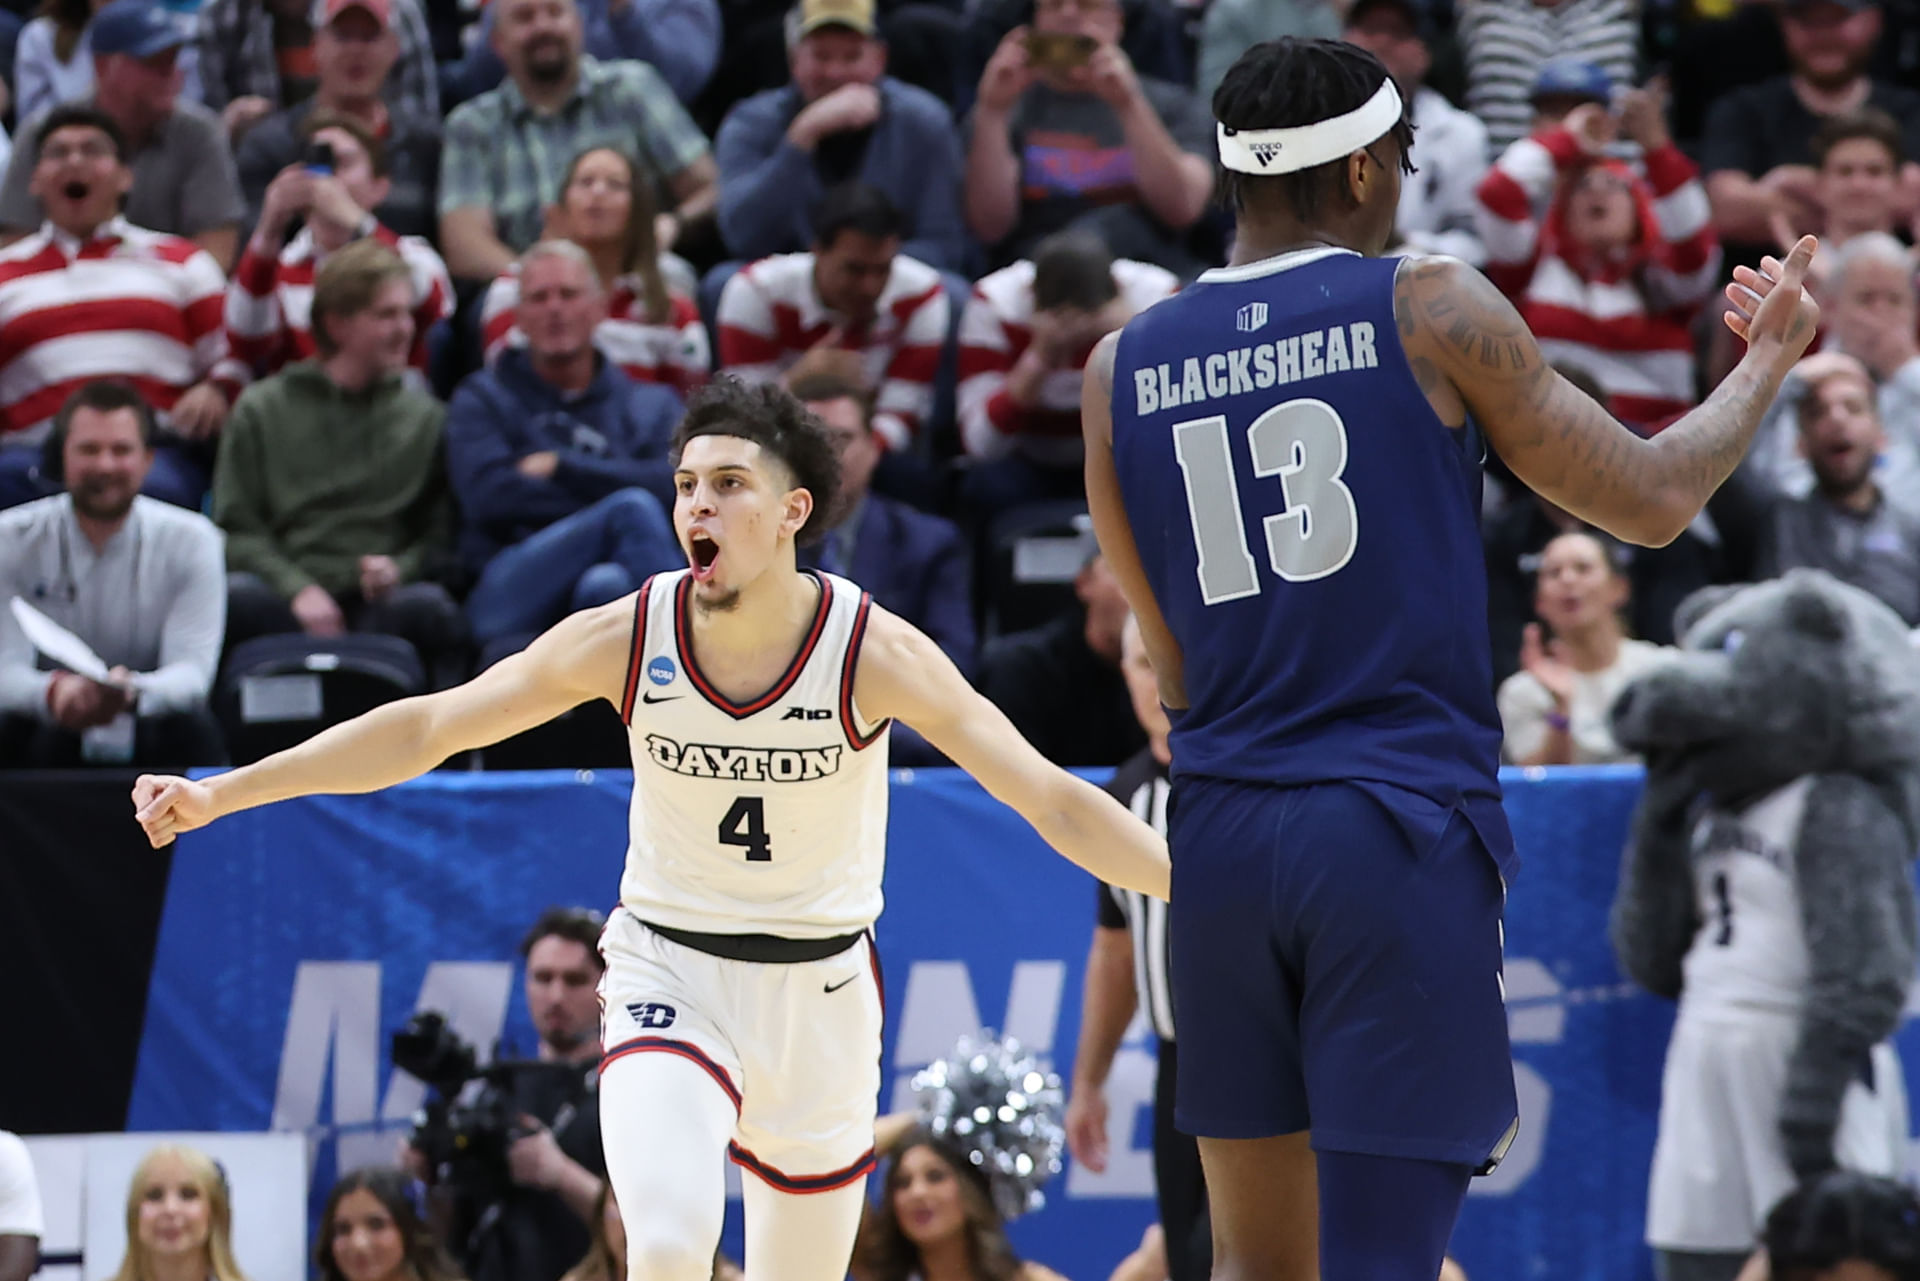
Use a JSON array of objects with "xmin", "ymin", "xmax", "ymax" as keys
[{"xmin": 1394, "ymin": 239, "xmax": 1821, "ymax": 547}]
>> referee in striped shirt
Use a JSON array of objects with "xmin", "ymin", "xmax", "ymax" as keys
[{"xmin": 1066, "ymin": 615, "xmax": 1207, "ymax": 1281}]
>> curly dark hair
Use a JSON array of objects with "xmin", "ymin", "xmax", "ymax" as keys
[
  {"xmin": 672, "ymin": 377, "xmax": 842, "ymax": 546},
  {"xmin": 855, "ymin": 1132, "xmax": 1023, "ymax": 1281},
  {"xmin": 1212, "ymin": 37, "xmax": 1416, "ymax": 223},
  {"xmin": 317, "ymin": 1168, "xmax": 465, "ymax": 1281},
  {"xmin": 1765, "ymin": 1172, "xmax": 1920, "ymax": 1281}
]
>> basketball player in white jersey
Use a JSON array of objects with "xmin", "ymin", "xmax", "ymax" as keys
[{"xmin": 130, "ymin": 378, "xmax": 1172, "ymax": 1281}]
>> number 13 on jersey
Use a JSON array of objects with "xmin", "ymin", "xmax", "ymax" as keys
[{"xmin": 1173, "ymin": 397, "xmax": 1360, "ymax": 605}]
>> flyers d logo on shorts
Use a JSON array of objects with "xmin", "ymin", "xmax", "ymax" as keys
[{"xmin": 627, "ymin": 1001, "xmax": 677, "ymax": 1029}]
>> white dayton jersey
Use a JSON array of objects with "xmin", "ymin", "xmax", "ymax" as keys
[
  {"xmin": 1648, "ymin": 775, "xmax": 1908, "ymax": 1250},
  {"xmin": 615, "ymin": 568, "xmax": 892, "ymax": 938}
]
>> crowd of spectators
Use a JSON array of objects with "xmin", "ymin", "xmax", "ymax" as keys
[{"xmin": 0, "ymin": 0, "xmax": 1916, "ymax": 775}]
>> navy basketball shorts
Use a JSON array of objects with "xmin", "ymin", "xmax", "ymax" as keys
[{"xmin": 1168, "ymin": 776, "xmax": 1519, "ymax": 1167}]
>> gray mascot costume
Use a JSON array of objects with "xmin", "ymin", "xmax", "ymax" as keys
[{"xmin": 1609, "ymin": 569, "xmax": 1920, "ymax": 1281}]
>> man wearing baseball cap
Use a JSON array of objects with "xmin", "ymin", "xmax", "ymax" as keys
[
  {"xmin": 0, "ymin": 0, "xmax": 245, "ymax": 268},
  {"xmin": 234, "ymin": 0, "xmax": 444, "ymax": 240},
  {"xmin": 714, "ymin": 0, "xmax": 967, "ymax": 271}
]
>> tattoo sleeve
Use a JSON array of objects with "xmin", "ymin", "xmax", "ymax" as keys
[{"xmin": 1393, "ymin": 257, "xmax": 1786, "ymax": 546}]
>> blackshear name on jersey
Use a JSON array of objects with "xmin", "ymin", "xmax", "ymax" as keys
[{"xmin": 644, "ymin": 735, "xmax": 843, "ymax": 782}]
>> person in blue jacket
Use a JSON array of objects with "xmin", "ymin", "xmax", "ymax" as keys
[{"xmin": 446, "ymin": 241, "xmax": 687, "ymax": 664}]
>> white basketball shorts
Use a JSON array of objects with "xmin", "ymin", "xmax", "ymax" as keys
[{"xmin": 598, "ymin": 906, "xmax": 885, "ymax": 1192}]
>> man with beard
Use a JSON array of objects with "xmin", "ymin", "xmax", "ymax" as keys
[
  {"xmin": 1702, "ymin": 0, "xmax": 1920, "ymax": 258},
  {"xmin": 437, "ymin": 0, "xmax": 717, "ymax": 283},
  {"xmin": 1756, "ymin": 351, "xmax": 1920, "ymax": 624},
  {"xmin": 0, "ymin": 380, "xmax": 227, "ymax": 768}
]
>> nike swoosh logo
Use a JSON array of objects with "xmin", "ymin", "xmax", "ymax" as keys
[
  {"xmin": 641, "ymin": 691, "xmax": 683, "ymax": 704},
  {"xmin": 824, "ymin": 975, "xmax": 858, "ymax": 993}
]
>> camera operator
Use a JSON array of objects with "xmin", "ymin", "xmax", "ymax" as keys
[{"xmin": 406, "ymin": 907, "xmax": 608, "ymax": 1281}]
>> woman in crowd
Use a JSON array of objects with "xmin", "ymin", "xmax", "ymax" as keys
[
  {"xmin": 480, "ymin": 145, "xmax": 711, "ymax": 397},
  {"xmin": 316, "ymin": 1167, "xmax": 464, "ymax": 1281},
  {"xmin": 1499, "ymin": 530, "xmax": 1669, "ymax": 766},
  {"xmin": 854, "ymin": 1129, "xmax": 1072, "ymax": 1281},
  {"xmin": 15, "ymin": 0, "xmax": 103, "ymax": 122},
  {"xmin": 109, "ymin": 1145, "xmax": 248, "ymax": 1281}
]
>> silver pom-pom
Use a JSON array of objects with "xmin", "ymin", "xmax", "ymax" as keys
[{"xmin": 909, "ymin": 1031, "xmax": 1065, "ymax": 1221}]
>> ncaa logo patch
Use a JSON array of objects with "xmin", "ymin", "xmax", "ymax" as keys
[
  {"xmin": 1236, "ymin": 302, "xmax": 1269, "ymax": 333},
  {"xmin": 647, "ymin": 657, "xmax": 676, "ymax": 686}
]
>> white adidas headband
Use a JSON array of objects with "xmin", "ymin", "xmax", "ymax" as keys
[{"xmin": 1216, "ymin": 79, "xmax": 1404, "ymax": 175}]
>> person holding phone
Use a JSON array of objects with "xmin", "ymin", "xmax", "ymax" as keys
[{"xmin": 962, "ymin": 0, "xmax": 1213, "ymax": 276}]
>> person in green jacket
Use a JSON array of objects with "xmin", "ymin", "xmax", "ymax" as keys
[{"xmin": 213, "ymin": 238, "xmax": 468, "ymax": 685}]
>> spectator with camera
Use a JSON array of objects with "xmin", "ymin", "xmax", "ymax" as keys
[
  {"xmin": 234, "ymin": 0, "xmax": 445, "ymax": 242},
  {"xmin": 447, "ymin": 241, "xmax": 684, "ymax": 665},
  {"xmin": 963, "ymin": 0, "xmax": 1213, "ymax": 276},
  {"xmin": 0, "ymin": 382, "xmax": 227, "ymax": 768},
  {"xmin": 405, "ymin": 908, "xmax": 609, "ymax": 1281},
  {"xmin": 714, "ymin": 0, "xmax": 966, "ymax": 273},
  {"xmin": 228, "ymin": 113, "xmax": 451, "ymax": 383},
  {"xmin": 319, "ymin": 1167, "xmax": 465, "ymax": 1281},
  {"xmin": 955, "ymin": 231, "xmax": 1174, "ymax": 513},
  {"xmin": 0, "ymin": 0, "xmax": 246, "ymax": 270},
  {"xmin": 0, "ymin": 1132, "xmax": 40, "ymax": 1281},
  {"xmin": 0, "ymin": 106, "xmax": 247, "ymax": 513},
  {"xmin": 111, "ymin": 1145, "xmax": 250, "ymax": 1281},
  {"xmin": 1477, "ymin": 80, "xmax": 1720, "ymax": 433},
  {"xmin": 215, "ymin": 238, "xmax": 466, "ymax": 686}
]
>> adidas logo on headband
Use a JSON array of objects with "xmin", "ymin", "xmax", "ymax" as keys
[{"xmin": 1216, "ymin": 79, "xmax": 1404, "ymax": 176}]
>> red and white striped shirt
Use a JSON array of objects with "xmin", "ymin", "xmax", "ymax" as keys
[
  {"xmin": 716, "ymin": 251, "xmax": 949, "ymax": 451},
  {"xmin": 1477, "ymin": 127, "xmax": 1720, "ymax": 432},
  {"xmin": 481, "ymin": 266, "xmax": 710, "ymax": 397},
  {"xmin": 225, "ymin": 224, "xmax": 453, "ymax": 382},
  {"xmin": 957, "ymin": 258, "xmax": 1178, "ymax": 466},
  {"xmin": 0, "ymin": 217, "xmax": 247, "ymax": 443}
]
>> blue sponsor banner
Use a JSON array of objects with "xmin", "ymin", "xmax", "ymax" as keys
[{"xmin": 124, "ymin": 765, "xmax": 1908, "ymax": 1280}]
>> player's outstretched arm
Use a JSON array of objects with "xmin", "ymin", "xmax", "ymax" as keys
[
  {"xmin": 1396, "ymin": 238, "xmax": 1821, "ymax": 547},
  {"xmin": 130, "ymin": 602, "xmax": 633, "ymax": 848},
  {"xmin": 1082, "ymin": 330, "xmax": 1187, "ymax": 709},
  {"xmin": 855, "ymin": 606, "xmax": 1171, "ymax": 900}
]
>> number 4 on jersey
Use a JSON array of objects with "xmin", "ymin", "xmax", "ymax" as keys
[
  {"xmin": 720, "ymin": 795, "xmax": 773, "ymax": 862},
  {"xmin": 1173, "ymin": 397, "xmax": 1359, "ymax": 605}
]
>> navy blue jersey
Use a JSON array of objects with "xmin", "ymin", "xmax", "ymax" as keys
[{"xmin": 1111, "ymin": 247, "xmax": 1504, "ymax": 809}]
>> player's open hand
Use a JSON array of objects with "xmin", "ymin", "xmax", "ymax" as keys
[
  {"xmin": 132, "ymin": 774, "xmax": 216, "ymax": 848},
  {"xmin": 1725, "ymin": 235, "xmax": 1820, "ymax": 366}
]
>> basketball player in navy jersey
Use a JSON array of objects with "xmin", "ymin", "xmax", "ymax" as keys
[
  {"xmin": 131, "ymin": 379, "xmax": 1170, "ymax": 1281},
  {"xmin": 1080, "ymin": 36, "xmax": 1821, "ymax": 1281}
]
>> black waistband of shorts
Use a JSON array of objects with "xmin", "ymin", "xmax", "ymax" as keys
[{"xmin": 641, "ymin": 920, "xmax": 864, "ymax": 963}]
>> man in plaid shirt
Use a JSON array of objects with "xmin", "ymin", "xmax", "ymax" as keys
[{"xmin": 436, "ymin": 0, "xmax": 717, "ymax": 283}]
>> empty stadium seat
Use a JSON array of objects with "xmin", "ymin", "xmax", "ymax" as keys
[{"xmin": 216, "ymin": 634, "xmax": 425, "ymax": 766}]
